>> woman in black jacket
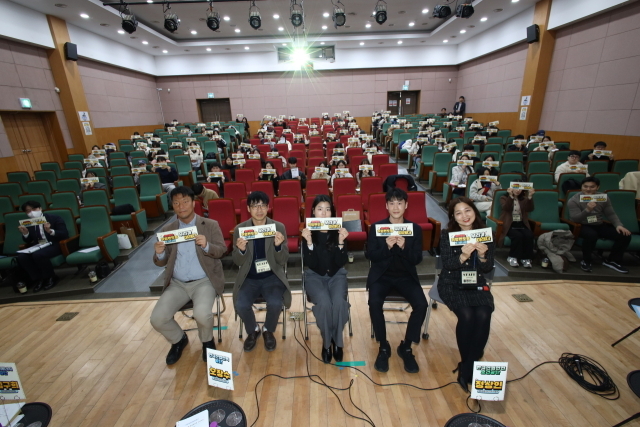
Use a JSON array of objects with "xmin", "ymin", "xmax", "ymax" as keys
[
  {"xmin": 438, "ymin": 197, "xmax": 495, "ymax": 392},
  {"xmin": 301, "ymin": 195, "xmax": 350, "ymax": 363}
]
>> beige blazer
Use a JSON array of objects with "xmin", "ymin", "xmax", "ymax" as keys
[
  {"xmin": 153, "ymin": 215, "xmax": 227, "ymax": 295},
  {"xmin": 231, "ymin": 217, "xmax": 291, "ymax": 308}
]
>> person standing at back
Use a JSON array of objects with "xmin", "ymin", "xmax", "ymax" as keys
[{"xmin": 453, "ymin": 96, "xmax": 466, "ymax": 117}]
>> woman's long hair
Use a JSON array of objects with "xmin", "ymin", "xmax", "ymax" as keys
[
  {"xmin": 310, "ymin": 195, "xmax": 339, "ymax": 250},
  {"xmin": 447, "ymin": 197, "xmax": 485, "ymax": 232}
]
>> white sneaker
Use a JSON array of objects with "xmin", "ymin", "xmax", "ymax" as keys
[
  {"xmin": 521, "ymin": 259, "xmax": 532, "ymax": 268},
  {"xmin": 507, "ymin": 257, "xmax": 519, "ymax": 267}
]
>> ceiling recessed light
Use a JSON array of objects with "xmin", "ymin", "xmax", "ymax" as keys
[
  {"xmin": 389, "ymin": 23, "xmax": 394, "ymax": 26},
  {"xmin": 278, "ymin": 26, "xmax": 284, "ymax": 31},
  {"xmin": 142, "ymin": 41, "xmax": 148, "ymax": 44},
  {"xmin": 162, "ymin": 50, "xmax": 168, "ymax": 53},
  {"xmin": 443, "ymin": 39, "xmax": 448, "ymax": 43},
  {"xmin": 320, "ymin": 42, "xmax": 325, "ymax": 45},
  {"xmin": 282, "ymin": 43, "xmax": 287, "ymax": 46},
  {"xmin": 225, "ymin": 48, "xmax": 231, "ymax": 50},
  {"xmin": 322, "ymin": 25, "xmax": 327, "ymax": 30},
  {"xmin": 235, "ymin": 28, "xmax": 240, "ymax": 33},
  {"xmin": 409, "ymin": 22, "xmax": 415, "ymax": 27},
  {"xmin": 184, "ymin": 49, "xmax": 190, "ymax": 52},
  {"xmin": 152, "ymin": 20, "xmax": 160, "ymax": 24},
  {"xmin": 206, "ymin": 47, "xmax": 211, "ymax": 51},
  {"xmin": 493, "ymin": 9, "xmax": 503, "ymax": 12},
  {"xmin": 54, "ymin": 4, "xmax": 67, "ymax": 7},
  {"xmin": 147, "ymin": 0, "xmax": 153, "ymax": 3},
  {"xmin": 460, "ymin": 29, "xmax": 466, "ymax": 33},
  {"xmin": 512, "ymin": 0, "xmax": 519, "ymax": 2},
  {"xmin": 153, "ymin": 46, "xmax": 159, "ymax": 48},
  {"xmin": 80, "ymin": 13, "xmax": 89, "ymax": 18},
  {"xmin": 359, "ymin": 42, "xmax": 364, "ymax": 45},
  {"xmin": 191, "ymin": 30, "xmax": 197, "ymax": 34},
  {"xmin": 398, "ymin": 11, "xmax": 406, "ymax": 14},
  {"xmin": 323, "ymin": 12, "xmax": 330, "ymax": 17},
  {"xmin": 244, "ymin": 46, "xmax": 249, "ymax": 50},
  {"xmin": 378, "ymin": 42, "xmax": 384, "ymax": 44},
  {"xmin": 117, "ymin": 30, "xmax": 125, "ymax": 34},
  {"xmin": 397, "ymin": 40, "xmax": 403, "ymax": 44},
  {"xmin": 365, "ymin": 23, "xmax": 371, "ymax": 28},
  {"xmin": 422, "ymin": 8, "xmax": 429, "ymax": 14},
  {"xmin": 100, "ymin": 23, "xmax": 109, "ymax": 27},
  {"xmin": 273, "ymin": 14, "xmax": 279, "ymax": 19},
  {"xmin": 130, "ymin": 36, "xmax": 137, "ymax": 39},
  {"xmin": 223, "ymin": 16, "xmax": 230, "ymax": 21},
  {"xmin": 480, "ymin": 17, "xmax": 488, "ymax": 21}
]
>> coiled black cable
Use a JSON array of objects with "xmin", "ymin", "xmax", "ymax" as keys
[{"xmin": 557, "ymin": 353, "xmax": 619, "ymax": 400}]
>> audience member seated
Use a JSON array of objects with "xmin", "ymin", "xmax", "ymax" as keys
[
  {"xmin": 223, "ymin": 156, "xmax": 237, "ymax": 180},
  {"xmin": 554, "ymin": 150, "xmax": 589, "ymax": 183},
  {"xmin": 311, "ymin": 161, "xmax": 331, "ymax": 183},
  {"xmin": 331, "ymin": 160, "xmax": 353, "ymax": 188},
  {"xmin": 568, "ymin": 177, "xmax": 631, "ymax": 274},
  {"xmin": 192, "ymin": 182, "xmax": 218, "ymax": 214},
  {"xmin": 356, "ymin": 159, "xmax": 375, "ymax": 187},
  {"xmin": 438, "ymin": 197, "xmax": 495, "ymax": 392},
  {"xmin": 498, "ymin": 184, "xmax": 535, "ymax": 268},
  {"xmin": 278, "ymin": 157, "xmax": 307, "ymax": 189},
  {"xmin": 581, "ymin": 141, "xmax": 614, "ymax": 164},
  {"xmin": 232, "ymin": 191, "xmax": 290, "ymax": 352},
  {"xmin": 451, "ymin": 155, "xmax": 474, "ymax": 196},
  {"xmin": 150, "ymin": 186, "xmax": 226, "ymax": 365},
  {"xmin": 367, "ymin": 188, "xmax": 426, "ymax": 374},
  {"xmin": 79, "ymin": 171, "xmax": 107, "ymax": 203},
  {"xmin": 187, "ymin": 142, "xmax": 203, "ymax": 171},
  {"xmin": 206, "ymin": 162, "xmax": 225, "ymax": 195},
  {"xmin": 154, "ymin": 161, "xmax": 179, "ymax": 202},
  {"xmin": 301, "ymin": 195, "xmax": 350, "ymax": 363},
  {"xmin": 468, "ymin": 166, "xmax": 501, "ymax": 215}
]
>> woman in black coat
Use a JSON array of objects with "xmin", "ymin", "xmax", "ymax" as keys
[{"xmin": 438, "ymin": 197, "xmax": 495, "ymax": 392}]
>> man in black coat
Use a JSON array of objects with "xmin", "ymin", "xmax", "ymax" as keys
[
  {"xmin": 453, "ymin": 96, "xmax": 466, "ymax": 116},
  {"xmin": 17, "ymin": 200, "xmax": 69, "ymax": 292},
  {"xmin": 366, "ymin": 188, "xmax": 427, "ymax": 374},
  {"xmin": 278, "ymin": 156, "xmax": 307, "ymax": 189}
]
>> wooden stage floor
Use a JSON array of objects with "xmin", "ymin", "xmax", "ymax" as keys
[{"xmin": 1, "ymin": 280, "xmax": 639, "ymax": 427}]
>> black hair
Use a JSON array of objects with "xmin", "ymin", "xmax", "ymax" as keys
[
  {"xmin": 21, "ymin": 200, "xmax": 41, "ymax": 212},
  {"xmin": 441, "ymin": 107, "xmax": 447, "ymax": 111},
  {"xmin": 582, "ymin": 176, "xmax": 600, "ymax": 186},
  {"xmin": 594, "ymin": 141, "xmax": 607, "ymax": 148},
  {"xmin": 191, "ymin": 183, "xmax": 204, "ymax": 195},
  {"xmin": 514, "ymin": 134, "xmax": 524, "ymax": 139},
  {"xmin": 310, "ymin": 195, "xmax": 339, "ymax": 250},
  {"xmin": 288, "ymin": 157, "xmax": 298, "ymax": 165},
  {"xmin": 459, "ymin": 96, "xmax": 465, "ymax": 100},
  {"xmin": 447, "ymin": 197, "xmax": 485, "ymax": 232},
  {"xmin": 247, "ymin": 191, "xmax": 269, "ymax": 206},
  {"xmin": 385, "ymin": 187, "xmax": 408, "ymax": 203},
  {"xmin": 209, "ymin": 162, "xmax": 221, "ymax": 170},
  {"xmin": 569, "ymin": 150, "xmax": 581, "ymax": 157},
  {"xmin": 170, "ymin": 186, "xmax": 195, "ymax": 202},
  {"xmin": 86, "ymin": 171, "xmax": 97, "ymax": 177},
  {"xmin": 477, "ymin": 166, "xmax": 491, "ymax": 177},
  {"xmin": 464, "ymin": 144, "xmax": 474, "ymax": 151}
]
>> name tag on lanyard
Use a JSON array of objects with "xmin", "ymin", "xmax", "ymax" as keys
[{"xmin": 462, "ymin": 271, "xmax": 477, "ymax": 284}]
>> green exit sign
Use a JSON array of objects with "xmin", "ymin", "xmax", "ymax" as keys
[
  {"xmin": 20, "ymin": 98, "xmax": 32, "ymax": 109},
  {"xmin": 208, "ymin": 93, "xmax": 215, "ymax": 98}
]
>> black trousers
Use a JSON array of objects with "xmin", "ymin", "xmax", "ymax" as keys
[
  {"xmin": 16, "ymin": 244, "xmax": 62, "ymax": 282},
  {"xmin": 368, "ymin": 275, "xmax": 428, "ymax": 344},
  {"xmin": 453, "ymin": 305, "xmax": 493, "ymax": 382},
  {"xmin": 507, "ymin": 227, "xmax": 534, "ymax": 259},
  {"xmin": 580, "ymin": 223, "xmax": 631, "ymax": 263}
]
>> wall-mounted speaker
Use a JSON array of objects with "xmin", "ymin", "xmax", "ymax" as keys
[
  {"xmin": 64, "ymin": 42, "xmax": 78, "ymax": 61},
  {"xmin": 526, "ymin": 24, "xmax": 539, "ymax": 44}
]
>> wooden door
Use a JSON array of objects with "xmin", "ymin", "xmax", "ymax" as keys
[
  {"xmin": 1, "ymin": 112, "xmax": 60, "ymax": 176},
  {"xmin": 386, "ymin": 92, "xmax": 401, "ymax": 115},
  {"xmin": 401, "ymin": 91, "xmax": 420, "ymax": 115},
  {"xmin": 198, "ymin": 98, "xmax": 232, "ymax": 122}
]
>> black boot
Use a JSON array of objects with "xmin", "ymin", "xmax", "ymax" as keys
[{"xmin": 166, "ymin": 333, "xmax": 189, "ymax": 365}]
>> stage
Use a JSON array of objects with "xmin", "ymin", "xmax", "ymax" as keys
[{"xmin": 0, "ymin": 281, "xmax": 639, "ymax": 427}]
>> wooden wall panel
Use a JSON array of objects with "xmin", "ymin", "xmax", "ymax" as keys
[
  {"xmin": 463, "ymin": 113, "xmax": 521, "ymax": 134},
  {"xmin": 92, "ymin": 125, "xmax": 160, "ymax": 149}
]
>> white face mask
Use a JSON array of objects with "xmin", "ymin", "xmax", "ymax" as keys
[{"xmin": 28, "ymin": 210, "xmax": 43, "ymax": 218}]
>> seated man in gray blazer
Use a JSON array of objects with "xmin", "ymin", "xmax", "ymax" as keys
[
  {"xmin": 151, "ymin": 186, "xmax": 227, "ymax": 365},
  {"xmin": 233, "ymin": 191, "xmax": 291, "ymax": 352}
]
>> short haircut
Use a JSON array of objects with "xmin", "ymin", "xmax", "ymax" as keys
[
  {"xmin": 288, "ymin": 157, "xmax": 298, "ymax": 165},
  {"xmin": 582, "ymin": 176, "xmax": 600, "ymax": 186},
  {"xmin": 247, "ymin": 191, "xmax": 269, "ymax": 206},
  {"xmin": 459, "ymin": 96, "xmax": 465, "ymax": 100},
  {"xmin": 191, "ymin": 182, "xmax": 204, "ymax": 195},
  {"xmin": 385, "ymin": 187, "xmax": 408, "ymax": 203},
  {"xmin": 21, "ymin": 200, "xmax": 42, "ymax": 212},
  {"xmin": 514, "ymin": 134, "xmax": 524, "ymax": 139},
  {"xmin": 594, "ymin": 141, "xmax": 607, "ymax": 148},
  {"xmin": 464, "ymin": 145, "xmax": 474, "ymax": 151},
  {"xmin": 170, "ymin": 186, "xmax": 195, "ymax": 202},
  {"xmin": 569, "ymin": 150, "xmax": 581, "ymax": 157},
  {"xmin": 441, "ymin": 107, "xmax": 447, "ymax": 111},
  {"xmin": 209, "ymin": 162, "xmax": 221, "ymax": 169}
]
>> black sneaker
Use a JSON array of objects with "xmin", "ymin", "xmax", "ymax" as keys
[
  {"xmin": 603, "ymin": 260, "xmax": 629, "ymax": 274},
  {"xmin": 397, "ymin": 341, "xmax": 419, "ymax": 373},
  {"xmin": 580, "ymin": 260, "xmax": 592, "ymax": 272},
  {"xmin": 166, "ymin": 333, "xmax": 189, "ymax": 365},
  {"xmin": 374, "ymin": 341, "xmax": 391, "ymax": 373}
]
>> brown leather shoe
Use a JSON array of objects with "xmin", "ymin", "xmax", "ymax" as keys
[
  {"xmin": 243, "ymin": 330, "xmax": 261, "ymax": 352},
  {"xmin": 263, "ymin": 331, "xmax": 277, "ymax": 351}
]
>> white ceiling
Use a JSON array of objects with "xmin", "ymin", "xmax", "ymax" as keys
[{"xmin": 15, "ymin": 0, "xmax": 537, "ymax": 55}]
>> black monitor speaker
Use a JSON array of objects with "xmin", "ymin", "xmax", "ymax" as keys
[
  {"xmin": 64, "ymin": 42, "xmax": 78, "ymax": 61},
  {"xmin": 526, "ymin": 24, "xmax": 539, "ymax": 44}
]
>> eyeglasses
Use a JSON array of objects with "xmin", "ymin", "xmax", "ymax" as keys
[{"xmin": 249, "ymin": 204, "xmax": 268, "ymax": 211}]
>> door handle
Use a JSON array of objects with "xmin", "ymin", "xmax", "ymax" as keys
[{"xmin": 26, "ymin": 149, "xmax": 32, "ymax": 153}]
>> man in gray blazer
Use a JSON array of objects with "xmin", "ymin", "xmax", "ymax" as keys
[
  {"xmin": 232, "ymin": 191, "xmax": 290, "ymax": 352},
  {"xmin": 151, "ymin": 186, "xmax": 227, "ymax": 365}
]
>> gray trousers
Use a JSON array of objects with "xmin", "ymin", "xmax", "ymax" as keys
[
  {"xmin": 305, "ymin": 268, "xmax": 350, "ymax": 348},
  {"xmin": 150, "ymin": 277, "xmax": 216, "ymax": 344},
  {"xmin": 235, "ymin": 275, "xmax": 286, "ymax": 335}
]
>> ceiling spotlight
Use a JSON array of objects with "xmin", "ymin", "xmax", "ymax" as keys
[
  {"xmin": 366, "ymin": 23, "xmax": 371, "ymax": 28},
  {"xmin": 162, "ymin": 50, "xmax": 168, "ymax": 53},
  {"xmin": 432, "ymin": 5, "xmax": 451, "ymax": 18},
  {"xmin": 191, "ymin": 30, "xmax": 197, "ymax": 34},
  {"xmin": 80, "ymin": 13, "xmax": 89, "ymax": 19},
  {"xmin": 480, "ymin": 17, "xmax": 488, "ymax": 21},
  {"xmin": 274, "ymin": 14, "xmax": 280, "ymax": 19},
  {"xmin": 460, "ymin": 29, "xmax": 466, "ymax": 33},
  {"xmin": 456, "ymin": 3, "xmax": 474, "ymax": 18},
  {"xmin": 512, "ymin": 0, "xmax": 519, "ymax": 2},
  {"xmin": 235, "ymin": 28, "xmax": 240, "ymax": 33},
  {"xmin": 443, "ymin": 39, "xmax": 448, "ymax": 42},
  {"xmin": 206, "ymin": 47, "xmax": 211, "ymax": 51},
  {"xmin": 117, "ymin": 30, "xmax": 125, "ymax": 34},
  {"xmin": 322, "ymin": 25, "xmax": 328, "ymax": 30},
  {"xmin": 245, "ymin": 46, "xmax": 250, "ymax": 50},
  {"xmin": 409, "ymin": 22, "xmax": 415, "ymax": 26},
  {"xmin": 290, "ymin": 0, "xmax": 304, "ymax": 27},
  {"xmin": 142, "ymin": 40, "xmax": 148, "ymax": 44},
  {"xmin": 397, "ymin": 40, "xmax": 402, "ymax": 44},
  {"xmin": 120, "ymin": 5, "xmax": 137, "ymax": 34},
  {"xmin": 332, "ymin": 1, "xmax": 346, "ymax": 27},
  {"xmin": 283, "ymin": 43, "xmax": 287, "ymax": 46},
  {"xmin": 323, "ymin": 12, "xmax": 330, "ymax": 17},
  {"xmin": 422, "ymin": 8, "xmax": 429, "ymax": 14},
  {"xmin": 320, "ymin": 41, "xmax": 325, "ymax": 44},
  {"xmin": 223, "ymin": 16, "xmax": 230, "ymax": 21},
  {"xmin": 249, "ymin": 1, "xmax": 261, "ymax": 30},
  {"xmin": 206, "ymin": 5, "xmax": 220, "ymax": 31},
  {"xmin": 374, "ymin": 0, "xmax": 387, "ymax": 25},
  {"xmin": 278, "ymin": 26, "xmax": 284, "ymax": 31},
  {"xmin": 360, "ymin": 42, "xmax": 364, "ymax": 45},
  {"xmin": 163, "ymin": 5, "xmax": 179, "ymax": 33}
]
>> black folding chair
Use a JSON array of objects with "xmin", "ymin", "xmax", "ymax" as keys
[{"xmin": 180, "ymin": 294, "xmax": 224, "ymax": 343}]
